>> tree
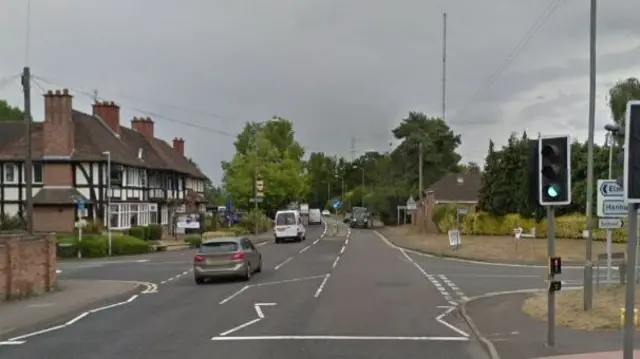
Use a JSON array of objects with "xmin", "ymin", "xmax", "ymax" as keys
[
  {"xmin": 222, "ymin": 117, "xmax": 309, "ymax": 215},
  {"xmin": 0, "ymin": 100, "xmax": 23, "ymax": 122},
  {"xmin": 608, "ymin": 77, "xmax": 640, "ymax": 126}
]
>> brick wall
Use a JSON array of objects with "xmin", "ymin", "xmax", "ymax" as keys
[{"xmin": 0, "ymin": 232, "xmax": 57, "ymax": 300}]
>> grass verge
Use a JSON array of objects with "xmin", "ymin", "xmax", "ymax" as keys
[
  {"xmin": 522, "ymin": 285, "xmax": 640, "ymax": 331},
  {"xmin": 382, "ymin": 225, "xmax": 628, "ymax": 264}
]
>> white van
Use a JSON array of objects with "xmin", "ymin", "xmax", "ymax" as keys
[
  {"xmin": 308, "ymin": 208, "xmax": 322, "ymax": 225},
  {"xmin": 274, "ymin": 210, "xmax": 306, "ymax": 243}
]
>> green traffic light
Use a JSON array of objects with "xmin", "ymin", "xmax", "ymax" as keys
[{"xmin": 547, "ymin": 185, "xmax": 560, "ymax": 198}]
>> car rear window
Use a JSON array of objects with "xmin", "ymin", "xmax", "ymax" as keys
[
  {"xmin": 199, "ymin": 242, "xmax": 238, "ymax": 253},
  {"xmin": 276, "ymin": 212, "xmax": 296, "ymax": 225}
]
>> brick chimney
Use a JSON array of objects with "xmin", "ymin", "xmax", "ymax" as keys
[
  {"xmin": 131, "ymin": 117, "xmax": 155, "ymax": 139},
  {"xmin": 43, "ymin": 89, "xmax": 74, "ymax": 157},
  {"xmin": 93, "ymin": 101, "xmax": 120, "ymax": 134},
  {"xmin": 172, "ymin": 137, "xmax": 185, "ymax": 156},
  {"xmin": 42, "ymin": 89, "xmax": 75, "ymax": 186}
]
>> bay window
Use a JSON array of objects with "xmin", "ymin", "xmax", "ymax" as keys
[{"xmin": 105, "ymin": 203, "xmax": 160, "ymax": 229}]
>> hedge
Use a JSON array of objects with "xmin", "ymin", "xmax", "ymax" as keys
[
  {"xmin": 57, "ymin": 233, "xmax": 151, "ymax": 258},
  {"xmin": 433, "ymin": 204, "xmax": 628, "ymax": 243}
]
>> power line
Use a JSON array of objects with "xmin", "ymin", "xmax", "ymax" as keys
[{"xmin": 454, "ymin": 0, "xmax": 567, "ymax": 121}]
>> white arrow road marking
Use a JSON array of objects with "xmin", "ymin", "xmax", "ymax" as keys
[
  {"xmin": 435, "ymin": 306, "xmax": 469, "ymax": 337},
  {"xmin": 217, "ymin": 303, "xmax": 277, "ymax": 337}
]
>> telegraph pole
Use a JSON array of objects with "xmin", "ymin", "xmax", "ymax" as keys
[
  {"xmin": 22, "ymin": 67, "xmax": 33, "ymax": 234},
  {"xmin": 418, "ymin": 142, "xmax": 424, "ymax": 202},
  {"xmin": 441, "ymin": 12, "xmax": 447, "ymax": 122}
]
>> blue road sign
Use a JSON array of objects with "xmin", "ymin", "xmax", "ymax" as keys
[
  {"xmin": 76, "ymin": 199, "xmax": 86, "ymax": 210},
  {"xmin": 333, "ymin": 200, "xmax": 342, "ymax": 209},
  {"xmin": 225, "ymin": 197, "xmax": 233, "ymax": 211}
]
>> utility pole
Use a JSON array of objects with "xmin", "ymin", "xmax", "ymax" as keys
[
  {"xmin": 93, "ymin": 89, "xmax": 98, "ymax": 103},
  {"xmin": 441, "ymin": 12, "xmax": 447, "ymax": 122},
  {"xmin": 418, "ymin": 142, "xmax": 424, "ymax": 202},
  {"xmin": 350, "ymin": 137, "xmax": 356, "ymax": 162},
  {"xmin": 583, "ymin": 0, "xmax": 597, "ymax": 311},
  {"xmin": 22, "ymin": 67, "xmax": 33, "ymax": 234}
]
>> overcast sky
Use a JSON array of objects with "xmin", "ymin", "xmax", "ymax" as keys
[{"xmin": 1, "ymin": 0, "xmax": 639, "ymax": 183}]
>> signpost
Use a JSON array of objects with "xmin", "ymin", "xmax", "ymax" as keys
[
  {"xmin": 597, "ymin": 179, "xmax": 631, "ymax": 281},
  {"xmin": 75, "ymin": 199, "xmax": 86, "ymax": 259},
  {"xmin": 406, "ymin": 196, "xmax": 417, "ymax": 211},
  {"xmin": 333, "ymin": 200, "xmax": 342, "ymax": 234}
]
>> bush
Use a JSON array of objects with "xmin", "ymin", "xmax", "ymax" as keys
[
  {"xmin": 84, "ymin": 220, "xmax": 104, "ymax": 235},
  {"xmin": 0, "ymin": 213, "xmax": 25, "ymax": 230},
  {"xmin": 185, "ymin": 235, "xmax": 202, "ymax": 248},
  {"xmin": 128, "ymin": 226, "xmax": 147, "ymax": 240},
  {"xmin": 238, "ymin": 210, "xmax": 272, "ymax": 234},
  {"xmin": 57, "ymin": 234, "xmax": 150, "ymax": 258},
  {"xmin": 147, "ymin": 224, "xmax": 163, "ymax": 240},
  {"xmin": 431, "ymin": 205, "xmax": 626, "ymax": 243}
]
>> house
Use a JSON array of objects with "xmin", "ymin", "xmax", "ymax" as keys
[
  {"xmin": 425, "ymin": 171, "xmax": 482, "ymax": 206},
  {"xmin": 0, "ymin": 88, "xmax": 209, "ymax": 233}
]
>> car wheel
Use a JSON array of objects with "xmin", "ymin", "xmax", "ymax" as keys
[
  {"xmin": 256, "ymin": 259, "xmax": 262, "ymax": 273},
  {"xmin": 244, "ymin": 264, "xmax": 252, "ymax": 281},
  {"xmin": 195, "ymin": 277, "xmax": 205, "ymax": 285}
]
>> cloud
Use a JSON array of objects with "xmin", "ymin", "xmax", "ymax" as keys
[{"xmin": 0, "ymin": 0, "xmax": 638, "ymax": 182}]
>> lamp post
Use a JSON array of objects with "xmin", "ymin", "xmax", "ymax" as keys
[{"xmin": 102, "ymin": 151, "xmax": 112, "ymax": 256}]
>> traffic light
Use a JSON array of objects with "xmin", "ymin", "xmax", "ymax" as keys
[
  {"xmin": 624, "ymin": 100, "xmax": 640, "ymax": 202},
  {"xmin": 538, "ymin": 135, "xmax": 571, "ymax": 206}
]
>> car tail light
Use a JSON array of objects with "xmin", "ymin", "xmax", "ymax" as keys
[
  {"xmin": 230, "ymin": 252, "xmax": 245, "ymax": 260},
  {"xmin": 194, "ymin": 254, "xmax": 205, "ymax": 263}
]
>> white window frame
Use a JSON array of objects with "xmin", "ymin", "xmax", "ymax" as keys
[
  {"xmin": 104, "ymin": 202, "xmax": 159, "ymax": 230},
  {"xmin": 4, "ymin": 163, "xmax": 16, "ymax": 183}
]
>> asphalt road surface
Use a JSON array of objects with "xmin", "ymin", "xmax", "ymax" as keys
[
  {"xmin": 402, "ymin": 241, "xmax": 622, "ymax": 299},
  {"xmin": 0, "ymin": 222, "xmax": 488, "ymax": 359}
]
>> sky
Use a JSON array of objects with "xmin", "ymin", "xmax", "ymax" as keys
[{"xmin": 0, "ymin": 0, "xmax": 639, "ymax": 183}]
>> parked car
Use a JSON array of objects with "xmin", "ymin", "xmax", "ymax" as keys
[
  {"xmin": 322, "ymin": 210, "xmax": 331, "ymax": 216},
  {"xmin": 193, "ymin": 237, "xmax": 262, "ymax": 284}
]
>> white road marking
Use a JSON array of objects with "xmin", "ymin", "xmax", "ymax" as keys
[
  {"xmin": 254, "ymin": 275, "xmax": 327, "ymax": 287},
  {"xmin": 256, "ymin": 242, "xmax": 268, "ymax": 247},
  {"xmin": 313, "ymin": 238, "xmax": 320, "ymax": 245},
  {"xmin": 140, "ymin": 282, "xmax": 158, "ymax": 294},
  {"xmin": 299, "ymin": 245, "xmax": 310, "ymax": 254},
  {"xmin": 340, "ymin": 245, "xmax": 345, "ymax": 254},
  {"xmin": 274, "ymin": 256, "xmax": 293, "ymax": 270},
  {"xmin": 314, "ymin": 273, "xmax": 331, "ymax": 298},
  {"xmin": 218, "ymin": 318, "xmax": 262, "ymax": 337},
  {"xmin": 254, "ymin": 303, "xmax": 276, "ymax": 318},
  {"xmin": 332, "ymin": 256, "xmax": 340, "ymax": 268},
  {"xmin": 0, "ymin": 341, "xmax": 26, "ymax": 345},
  {"xmin": 6, "ymin": 294, "xmax": 139, "ymax": 343},
  {"xmin": 212, "ymin": 335, "xmax": 469, "ymax": 341},
  {"xmin": 435, "ymin": 306, "xmax": 469, "ymax": 337},
  {"xmin": 219, "ymin": 285, "xmax": 250, "ymax": 304},
  {"xmin": 438, "ymin": 274, "xmax": 468, "ymax": 300}
]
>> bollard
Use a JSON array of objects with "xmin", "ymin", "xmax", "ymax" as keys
[{"xmin": 620, "ymin": 308, "xmax": 638, "ymax": 329}]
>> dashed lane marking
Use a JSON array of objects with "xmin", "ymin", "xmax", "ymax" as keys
[{"xmin": 438, "ymin": 274, "xmax": 468, "ymax": 301}]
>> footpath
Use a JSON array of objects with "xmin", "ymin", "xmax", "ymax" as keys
[
  {"xmin": 0, "ymin": 279, "xmax": 140, "ymax": 341},
  {"xmin": 466, "ymin": 293, "xmax": 640, "ymax": 359}
]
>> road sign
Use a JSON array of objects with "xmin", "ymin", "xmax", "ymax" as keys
[
  {"xmin": 598, "ymin": 218, "xmax": 625, "ymax": 229},
  {"xmin": 597, "ymin": 179, "xmax": 628, "ymax": 218},
  {"xmin": 406, "ymin": 196, "xmax": 417, "ymax": 211},
  {"xmin": 333, "ymin": 200, "xmax": 342, "ymax": 209},
  {"xmin": 457, "ymin": 207, "xmax": 469, "ymax": 215},
  {"xmin": 249, "ymin": 197, "xmax": 263, "ymax": 203}
]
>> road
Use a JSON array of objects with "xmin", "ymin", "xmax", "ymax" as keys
[
  {"xmin": 0, "ymin": 222, "xmax": 488, "ymax": 359},
  {"xmin": 400, "ymin": 238, "xmax": 621, "ymax": 299}
]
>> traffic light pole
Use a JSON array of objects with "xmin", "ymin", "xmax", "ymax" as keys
[
  {"xmin": 623, "ymin": 203, "xmax": 638, "ymax": 359},
  {"xmin": 547, "ymin": 205, "xmax": 556, "ymax": 347}
]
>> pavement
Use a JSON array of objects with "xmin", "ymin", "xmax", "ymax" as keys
[
  {"xmin": 0, "ymin": 219, "xmax": 489, "ymax": 359},
  {"xmin": 0, "ymin": 280, "xmax": 141, "ymax": 340}
]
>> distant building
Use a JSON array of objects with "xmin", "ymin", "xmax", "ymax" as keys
[{"xmin": 0, "ymin": 88, "xmax": 209, "ymax": 233}]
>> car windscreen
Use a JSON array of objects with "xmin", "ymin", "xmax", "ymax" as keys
[
  {"xmin": 199, "ymin": 242, "xmax": 238, "ymax": 253},
  {"xmin": 276, "ymin": 212, "xmax": 297, "ymax": 225}
]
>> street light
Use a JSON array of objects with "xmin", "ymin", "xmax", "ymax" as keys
[{"xmin": 102, "ymin": 151, "xmax": 112, "ymax": 256}]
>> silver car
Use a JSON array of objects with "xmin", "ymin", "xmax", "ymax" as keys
[{"xmin": 193, "ymin": 237, "xmax": 262, "ymax": 284}]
